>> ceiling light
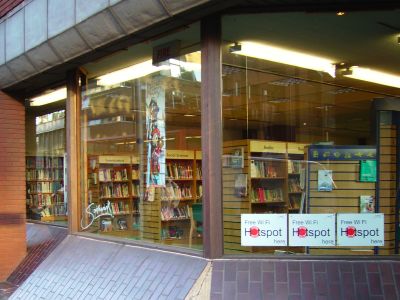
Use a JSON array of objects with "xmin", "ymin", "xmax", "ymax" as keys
[
  {"xmin": 30, "ymin": 87, "xmax": 67, "ymax": 106},
  {"xmin": 336, "ymin": 12, "xmax": 345, "ymax": 16},
  {"xmin": 97, "ymin": 60, "xmax": 169, "ymax": 86},
  {"xmin": 344, "ymin": 66, "xmax": 400, "ymax": 88},
  {"xmin": 184, "ymin": 114, "xmax": 196, "ymax": 117},
  {"xmin": 230, "ymin": 41, "xmax": 337, "ymax": 77}
]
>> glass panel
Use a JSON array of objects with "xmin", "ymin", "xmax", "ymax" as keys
[
  {"xmin": 79, "ymin": 28, "xmax": 202, "ymax": 250},
  {"xmin": 25, "ymin": 89, "xmax": 67, "ymax": 226},
  {"xmin": 222, "ymin": 12, "xmax": 400, "ymax": 255}
]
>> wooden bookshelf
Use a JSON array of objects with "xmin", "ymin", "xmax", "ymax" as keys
[{"xmin": 26, "ymin": 156, "xmax": 67, "ymax": 222}]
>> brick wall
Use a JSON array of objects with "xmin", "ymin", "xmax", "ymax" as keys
[
  {"xmin": 0, "ymin": 91, "xmax": 26, "ymax": 281},
  {"xmin": 0, "ymin": 0, "xmax": 24, "ymax": 19}
]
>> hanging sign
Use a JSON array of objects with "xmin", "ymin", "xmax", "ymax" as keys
[
  {"xmin": 288, "ymin": 214, "xmax": 335, "ymax": 246},
  {"xmin": 337, "ymin": 213, "xmax": 384, "ymax": 246},
  {"xmin": 241, "ymin": 214, "xmax": 287, "ymax": 246}
]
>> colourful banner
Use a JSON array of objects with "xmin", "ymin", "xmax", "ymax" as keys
[{"xmin": 146, "ymin": 77, "xmax": 166, "ymax": 187}]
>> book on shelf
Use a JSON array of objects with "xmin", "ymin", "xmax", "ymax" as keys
[
  {"xmin": 100, "ymin": 218, "xmax": 113, "ymax": 232},
  {"xmin": 289, "ymin": 195, "xmax": 300, "ymax": 210},
  {"xmin": 360, "ymin": 195, "xmax": 375, "ymax": 213},
  {"xmin": 288, "ymin": 178, "xmax": 302, "ymax": 192},
  {"xmin": 250, "ymin": 187, "xmax": 283, "ymax": 203},
  {"xmin": 161, "ymin": 183, "xmax": 192, "ymax": 201},
  {"xmin": 250, "ymin": 160, "xmax": 278, "ymax": 178},
  {"xmin": 160, "ymin": 205, "xmax": 191, "ymax": 221},
  {"xmin": 166, "ymin": 163, "xmax": 193, "ymax": 179},
  {"xmin": 161, "ymin": 226, "xmax": 185, "ymax": 239},
  {"xmin": 116, "ymin": 217, "xmax": 128, "ymax": 230},
  {"xmin": 288, "ymin": 160, "xmax": 302, "ymax": 174},
  {"xmin": 234, "ymin": 174, "xmax": 247, "ymax": 198}
]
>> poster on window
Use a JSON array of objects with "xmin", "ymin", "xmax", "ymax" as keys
[
  {"xmin": 146, "ymin": 77, "xmax": 166, "ymax": 187},
  {"xmin": 337, "ymin": 213, "xmax": 384, "ymax": 246}
]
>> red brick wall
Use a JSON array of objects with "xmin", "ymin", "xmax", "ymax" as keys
[
  {"xmin": 0, "ymin": 91, "xmax": 26, "ymax": 281},
  {"xmin": 0, "ymin": 0, "xmax": 24, "ymax": 19}
]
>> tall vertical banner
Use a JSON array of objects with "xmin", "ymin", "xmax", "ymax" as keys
[{"xmin": 146, "ymin": 77, "xmax": 166, "ymax": 187}]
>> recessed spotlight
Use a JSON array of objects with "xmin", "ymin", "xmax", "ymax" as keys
[{"xmin": 336, "ymin": 11, "xmax": 345, "ymax": 16}]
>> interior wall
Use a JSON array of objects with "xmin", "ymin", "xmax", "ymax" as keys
[{"xmin": 0, "ymin": 91, "xmax": 26, "ymax": 280}]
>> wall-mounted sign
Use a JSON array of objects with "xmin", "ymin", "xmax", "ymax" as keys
[
  {"xmin": 309, "ymin": 146, "xmax": 376, "ymax": 161},
  {"xmin": 166, "ymin": 150, "xmax": 194, "ymax": 160},
  {"xmin": 99, "ymin": 155, "xmax": 131, "ymax": 164},
  {"xmin": 250, "ymin": 141, "xmax": 286, "ymax": 154},
  {"xmin": 241, "ymin": 214, "xmax": 287, "ymax": 246},
  {"xmin": 288, "ymin": 214, "xmax": 335, "ymax": 246},
  {"xmin": 337, "ymin": 213, "xmax": 384, "ymax": 246}
]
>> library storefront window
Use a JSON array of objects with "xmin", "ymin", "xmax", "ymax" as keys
[
  {"xmin": 25, "ymin": 88, "xmax": 67, "ymax": 226},
  {"xmin": 221, "ymin": 12, "xmax": 400, "ymax": 255},
  {"xmin": 79, "ymin": 24, "xmax": 203, "ymax": 250}
]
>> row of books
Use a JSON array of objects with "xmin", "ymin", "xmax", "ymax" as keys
[
  {"xmin": 250, "ymin": 160, "xmax": 280, "ymax": 178},
  {"xmin": 166, "ymin": 163, "xmax": 193, "ymax": 179},
  {"xmin": 27, "ymin": 157, "xmax": 63, "ymax": 169},
  {"xmin": 160, "ymin": 205, "xmax": 191, "ymax": 221},
  {"xmin": 250, "ymin": 187, "xmax": 284, "ymax": 203},
  {"xmin": 196, "ymin": 163, "xmax": 202, "ymax": 179},
  {"xmin": 288, "ymin": 178, "xmax": 302, "ymax": 193},
  {"xmin": 40, "ymin": 204, "xmax": 67, "ymax": 217},
  {"xmin": 100, "ymin": 183, "xmax": 129, "ymax": 198},
  {"xmin": 132, "ymin": 184, "xmax": 140, "ymax": 197},
  {"xmin": 26, "ymin": 169, "xmax": 63, "ymax": 181},
  {"xmin": 28, "ymin": 194, "xmax": 52, "ymax": 206},
  {"xmin": 27, "ymin": 181, "xmax": 62, "ymax": 193},
  {"xmin": 109, "ymin": 201, "xmax": 130, "ymax": 215},
  {"xmin": 99, "ymin": 168, "xmax": 128, "ymax": 182},
  {"xmin": 161, "ymin": 185, "xmax": 193, "ymax": 201},
  {"xmin": 288, "ymin": 160, "xmax": 302, "ymax": 174}
]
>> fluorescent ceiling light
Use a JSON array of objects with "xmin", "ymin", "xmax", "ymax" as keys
[
  {"xmin": 97, "ymin": 60, "xmax": 170, "ymax": 86},
  {"xmin": 231, "ymin": 41, "xmax": 336, "ymax": 77},
  {"xmin": 344, "ymin": 66, "xmax": 400, "ymax": 88},
  {"xmin": 30, "ymin": 87, "xmax": 67, "ymax": 107}
]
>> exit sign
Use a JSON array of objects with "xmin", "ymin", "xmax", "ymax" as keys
[{"xmin": 153, "ymin": 40, "xmax": 181, "ymax": 65}]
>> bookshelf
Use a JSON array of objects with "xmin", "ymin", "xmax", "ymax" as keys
[
  {"xmin": 159, "ymin": 150, "xmax": 202, "ymax": 244},
  {"xmin": 222, "ymin": 140, "xmax": 307, "ymax": 254},
  {"xmin": 86, "ymin": 155, "xmax": 141, "ymax": 234},
  {"xmin": 26, "ymin": 156, "xmax": 66, "ymax": 222}
]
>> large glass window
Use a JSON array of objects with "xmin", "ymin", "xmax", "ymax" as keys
[
  {"xmin": 79, "ymin": 24, "xmax": 203, "ymax": 250},
  {"xmin": 25, "ymin": 88, "xmax": 67, "ymax": 226},
  {"xmin": 222, "ymin": 12, "xmax": 400, "ymax": 255}
]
